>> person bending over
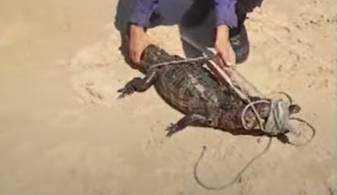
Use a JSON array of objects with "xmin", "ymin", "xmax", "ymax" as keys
[{"xmin": 128, "ymin": 0, "xmax": 263, "ymax": 67}]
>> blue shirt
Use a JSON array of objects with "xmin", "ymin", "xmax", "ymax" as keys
[{"xmin": 129, "ymin": 0, "xmax": 263, "ymax": 28}]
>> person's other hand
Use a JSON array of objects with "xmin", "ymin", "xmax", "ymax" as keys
[
  {"xmin": 129, "ymin": 24, "xmax": 150, "ymax": 64},
  {"xmin": 214, "ymin": 25, "xmax": 236, "ymax": 68}
]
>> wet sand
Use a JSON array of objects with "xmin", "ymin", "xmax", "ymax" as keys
[{"xmin": 0, "ymin": 0, "xmax": 335, "ymax": 195}]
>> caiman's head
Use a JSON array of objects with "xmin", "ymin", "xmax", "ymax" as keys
[{"xmin": 242, "ymin": 101, "xmax": 301, "ymax": 131}]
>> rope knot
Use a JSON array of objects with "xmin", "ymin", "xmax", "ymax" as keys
[{"xmin": 264, "ymin": 99, "xmax": 290, "ymax": 135}]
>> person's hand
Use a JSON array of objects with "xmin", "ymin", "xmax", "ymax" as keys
[
  {"xmin": 214, "ymin": 25, "xmax": 236, "ymax": 68},
  {"xmin": 129, "ymin": 24, "xmax": 150, "ymax": 64}
]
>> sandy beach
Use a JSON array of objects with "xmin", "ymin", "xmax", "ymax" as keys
[{"xmin": 0, "ymin": 0, "xmax": 335, "ymax": 194}]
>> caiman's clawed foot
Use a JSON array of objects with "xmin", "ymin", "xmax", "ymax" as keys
[
  {"xmin": 165, "ymin": 114, "xmax": 209, "ymax": 137},
  {"xmin": 117, "ymin": 71, "xmax": 157, "ymax": 99},
  {"xmin": 165, "ymin": 123, "xmax": 179, "ymax": 137},
  {"xmin": 117, "ymin": 79, "xmax": 139, "ymax": 99}
]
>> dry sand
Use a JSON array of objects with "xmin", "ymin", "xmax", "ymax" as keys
[{"xmin": 0, "ymin": 0, "xmax": 336, "ymax": 195}]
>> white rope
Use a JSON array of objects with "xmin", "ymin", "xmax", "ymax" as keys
[
  {"xmin": 173, "ymin": 37, "xmax": 316, "ymax": 190},
  {"xmin": 287, "ymin": 117, "xmax": 316, "ymax": 146},
  {"xmin": 194, "ymin": 137, "xmax": 272, "ymax": 190},
  {"xmin": 148, "ymin": 56, "xmax": 212, "ymax": 69},
  {"xmin": 180, "ymin": 35, "xmax": 266, "ymax": 130}
]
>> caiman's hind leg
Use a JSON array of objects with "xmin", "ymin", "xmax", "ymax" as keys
[
  {"xmin": 166, "ymin": 114, "xmax": 209, "ymax": 137},
  {"xmin": 117, "ymin": 71, "xmax": 157, "ymax": 98}
]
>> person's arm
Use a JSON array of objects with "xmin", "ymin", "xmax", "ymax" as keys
[
  {"xmin": 128, "ymin": 0, "xmax": 158, "ymax": 64},
  {"xmin": 129, "ymin": 0, "xmax": 158, "ymax": 27},
  {"xmin": 214, "ymin": 0, "xmax": 238, "ymax": 28},
  {"xmin": 214, "ymin": 0, "xmax": 238, "ymax": 67}
]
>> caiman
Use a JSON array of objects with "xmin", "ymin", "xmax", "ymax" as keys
[{"xmin": 118, "ymin": 45, "xmax": 301, "ymax": 138}]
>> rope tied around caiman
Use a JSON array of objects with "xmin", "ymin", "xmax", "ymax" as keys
[
  {"xmin": 241, "ymin": 96, "xmax": 316, "ymax": 144},
  {"xmin": 148, "ymin": 52, "xmax": 316, "ymax": 191},
  {"xmin": 194, "ymin": 97, "xmax": 316, "ymax": 191},
  {"xmin": 148, "ymin": 55, "xmax": 213, "ymax": 69}
]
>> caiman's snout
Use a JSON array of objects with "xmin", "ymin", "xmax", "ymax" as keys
[
  {"xmin": 289, "ymin": 104, "xmax": 301, "ymax": 114},
  {"xmin": 242, "ymin": 101, "xmax": 302, "ymax": 134}
]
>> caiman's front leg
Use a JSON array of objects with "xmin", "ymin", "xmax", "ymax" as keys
[
  {"xmin": 117, "ymin": 70, "xmax": 157, "ymax": 98},
  {"xmin": 166, "ymin": 114, "xmax": 209, "ymax": 137}
]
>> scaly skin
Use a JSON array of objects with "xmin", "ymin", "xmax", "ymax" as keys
[{"xmin": 119, "ymin": 45, "xmax": 272, "ymax": 136}]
